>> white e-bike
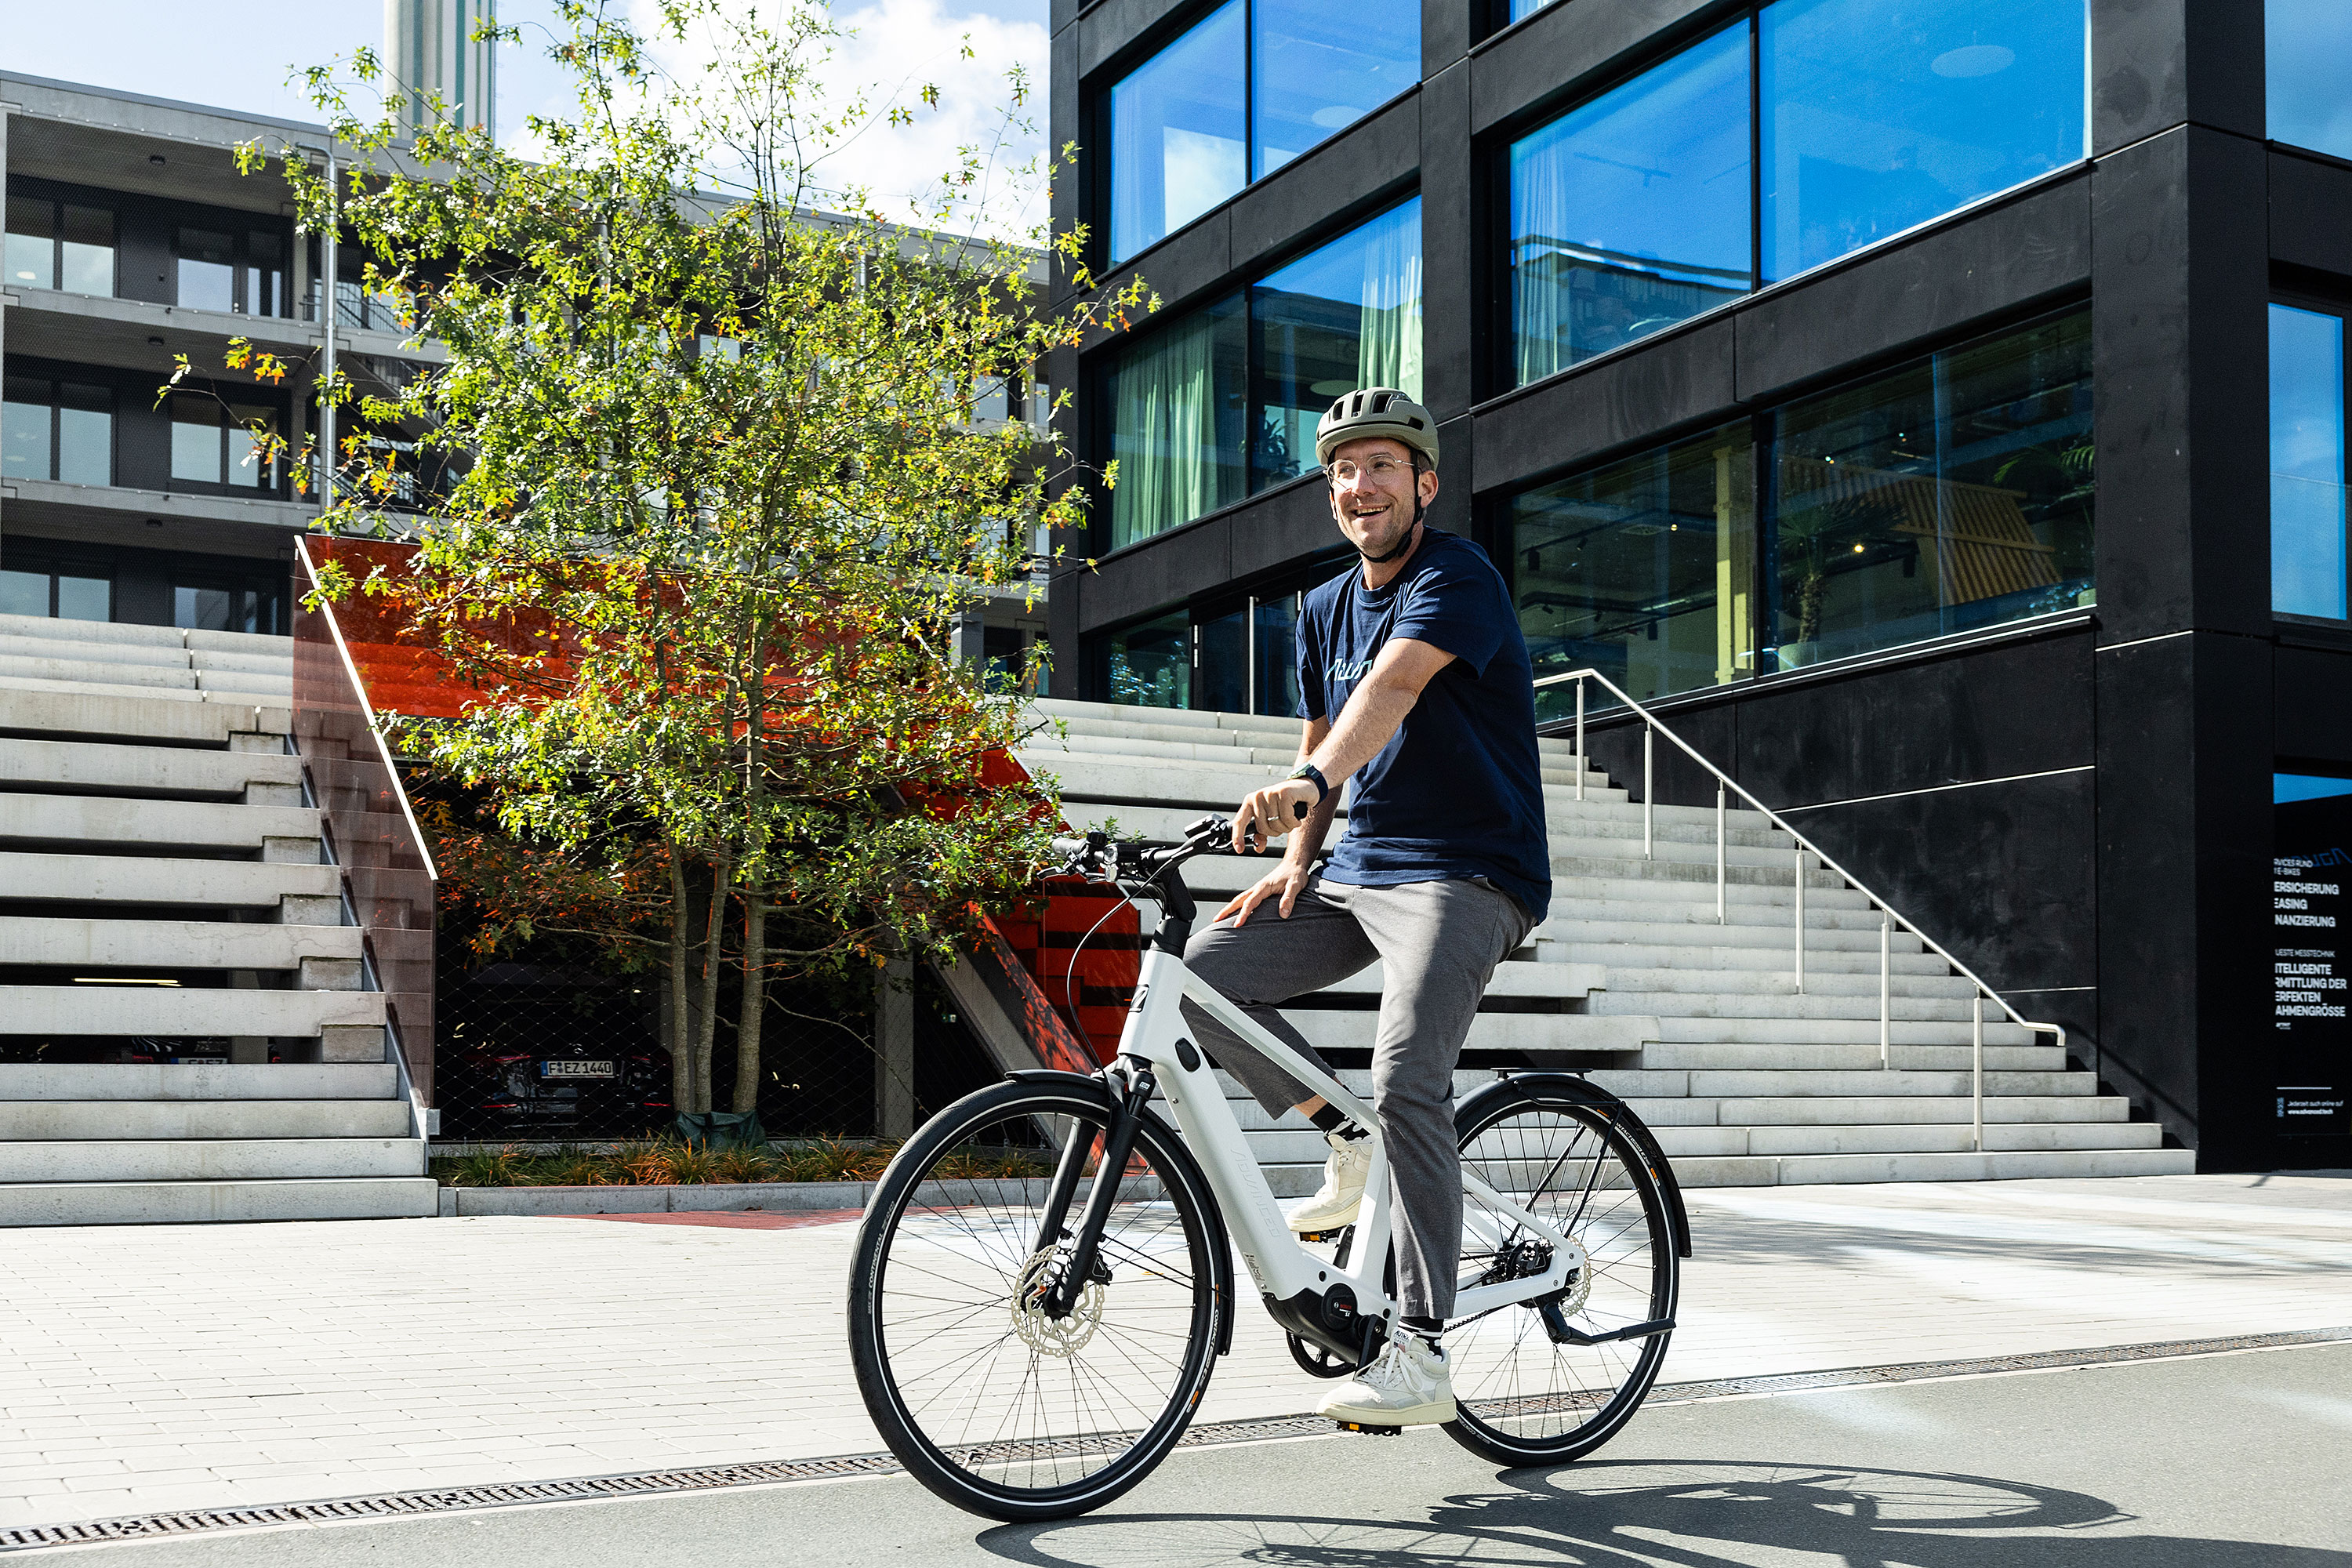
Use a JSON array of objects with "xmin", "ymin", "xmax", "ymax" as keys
[{"xmin": 848, "ymin": 815, "xmax": 1688, "ymax": 1522}]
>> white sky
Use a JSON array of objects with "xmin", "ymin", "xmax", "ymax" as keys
[{"xmin": 0, "ymin": 0, "xmax": 1048, "ymax": 230}]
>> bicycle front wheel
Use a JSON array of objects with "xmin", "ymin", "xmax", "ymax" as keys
[
  {"xmin": 1443, "ymin": 1084, "xmax": 1679, "ymax": 1466},
  {"xmin": 847, "ymin": 1077, "xmax": 1224, "ymax": 1522}
]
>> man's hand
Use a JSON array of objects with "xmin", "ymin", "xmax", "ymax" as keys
[
  {"xmin": 1232, "ymin": 777, "xmax": 1318, "ymax": 855},
  {"xmin": 1216, "ymin": 861, "xmax": 1314, "ymax": 926}
]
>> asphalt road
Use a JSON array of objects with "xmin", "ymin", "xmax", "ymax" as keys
[{"xmin": 37, "ymin": 1342, "xmax": 2352, "ymax": 1566}]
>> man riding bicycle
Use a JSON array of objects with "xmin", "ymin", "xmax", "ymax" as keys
[{"xmin": 1181, "ymin": 387, "xmax": 1552, "ymax": 1431}]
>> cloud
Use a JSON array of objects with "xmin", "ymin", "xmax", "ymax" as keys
[{"xmin": 620, "ymin": 0, "xmax": 1050, "ymax": 241}]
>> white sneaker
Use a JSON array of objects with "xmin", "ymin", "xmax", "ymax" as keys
[
  {"xmin": 1287, "ymin": 1132, "xmax": 1371, "ymax": 1233},
  {"xmin": 1317, "ymin": 1333, "xmax": 1455, "ymax": 1428}
]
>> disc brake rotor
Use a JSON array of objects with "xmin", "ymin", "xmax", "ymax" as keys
[{"xmin": 1011, "ymin": 1249, "xmax": 1105, "ymax": 1357}]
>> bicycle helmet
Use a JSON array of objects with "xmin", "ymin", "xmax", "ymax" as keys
[{"xmin": 1314, "ymin": 387, "xmax": 1439, "ymax": 470}]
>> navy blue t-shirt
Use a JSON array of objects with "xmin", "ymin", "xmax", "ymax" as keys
[{"xmin": 1297, "ymin": 529, "xmax": 1551, "ymax": 923}]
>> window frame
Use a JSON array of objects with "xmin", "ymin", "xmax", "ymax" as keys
[
  {"xmin": 0, "ymin": 550, "xmax": 114, "ymax": 623},
  {"xmin": 1091, "ymin": 196, "xmax": 1425, "ymax": 557},
  {"xmin": 3, "ymin": 194, "xmax": 117, "ymax": 298},
  {"xmin": 172, "ymin": 225, "xmax": 293, "ymax": 318},
  {"xmin": 1090, "ymin": 0, "xmax": 1421, "ymax": 270},
  {"xmin": 1491, "ymin": 0, "xmax": 2093, "ymax": 400},
  {"xmin": 2270, "ymin": 289, "xmax": 2352, "ymax": 626},
  {"xmin": 1497, "ymin": 301, "xmax": 2096, "ymax": 707},
  {"xmin": 166, "ymin": 391, "xmax": 288, "ymax": 496},
  {"xmin": 2, "ymin": 374, "xmax": 116, "ymax": 488}
]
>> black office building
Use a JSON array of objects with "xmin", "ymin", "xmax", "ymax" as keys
[{"xmin": 1045, "ymin": 0, "xmax": 2352, "ymax": 1168}]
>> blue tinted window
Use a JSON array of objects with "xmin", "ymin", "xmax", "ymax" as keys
[
  {"xmin": 1105, "ymin": 294, "xmax": 1248, "ymax": 550},
  {"xmin": 2271, "ymin": 303, "xmax": 2349, "ymax": 621},
  {"xmin": 1108, "ymin": 2, "xmax": 1245, "ymax": 266},
  {"xmin": 1252, "ymin": 0, "xmax": 1419, "ymax": 179},
  {"xmin": 1768, "ymin": 311, "xmax": 2093, "ymax": 669},
  {"xmin": 1760, "ymin": 0, "xmax": 2085, "ymax": 281},
  {"xmin": 2269, "ymin": 0, "xmax": 2352, "ymax": 159},
  {"xmin": 1511, "ymin": 24, "xmax": 1751, "ymax": 387},
  {"xmin": 1251, "ymin": 198, "xmax": 1422, "ymax": 488}
]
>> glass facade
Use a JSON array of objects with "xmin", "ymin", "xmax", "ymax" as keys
[
  {"xmin": 1511, "ymin": 423, "xmax": 1757, "ymax": 719},
  {"xmin": 2272, "ymin": 301, "xmax": 2349, "ymax": 621},
  {"xmin": 169, "ymin": 395, "xmax": 280, "ymax": 489},
  {"xmin": 2, "ymin": 378, "xmax": 112, "ymax": 486},
  {"xmin": 1106, "ymin": 201, "xmax": 1422, "ymax": 549},
  {"xmin": 1096, "ymin": 557, "xmax": 1344, "ymax": 713},
  {"xmin": 5, "ymin": 198, "xmax": 114, "ymax": 296},
  {"xmin": 1768, "ymin": 310, "xmax": 2093, "ymax": 667},
  {"xmin": 1508, "ymin": 310, "xmax": 2094, "ymax": 705},
  {"xmin": 1104, "ymin": 0, "xmax": 1417, "ymax": 266},
  {"xmin": 1760, "ymin": 0, "xmax": 2085, "ymax": 280},
  {"xmin": 1507, "ymin": 0, "xmax": 2089, "ymax": 383},
  {"xmin": 2268, "ymin": 0, "xmax": 2352, "ymax": 162},
  {"xmin": 0, "ymin": 564, "xmax": 108, "ymax": 622},
  {"xmin": 1252, "ymin": 0, "xmax": 1418, "ymax": 180},
  {"xmin": 1108, "ymin": 2, "xmax": 1245, "ymax": 267},
  {"xmin": 1511, "ymin": 24, "xmax": 1751, "ymax": 384}
]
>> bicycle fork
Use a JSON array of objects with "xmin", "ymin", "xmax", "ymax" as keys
[{"xmin": 1034, "ymin": 1065, "xmax": 1159, "ymax": 1319}]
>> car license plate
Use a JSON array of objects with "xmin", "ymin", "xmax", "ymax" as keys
[{"xmin": 542, "ymin": 1060, "xmax": 615, "ymax": 1080}]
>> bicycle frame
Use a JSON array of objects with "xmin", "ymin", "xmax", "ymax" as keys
[{"xmin": 1109, "ymin": 939, "xmax": 1581, "ymax": 1335}]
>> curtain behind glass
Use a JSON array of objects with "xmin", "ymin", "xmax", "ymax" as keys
[
  {"xmin": 1251, "ymin": 198, "xmax": 1421, "ymax": 489},
  {"xmin": 1109, "ymin": 1, "xmax": 1246, "ymax": 266},
  {"xmin": 1109, "ymin": 297, "xmax": 1245, "ymax": 550},
  {"xmin": 2272, "ymin": 303, "xmax": 2349, "ymax": 620},
  {"xmin": 1511, "ymin": 25, "xmax": 1751, "ymax": 386},
  {"xmin": 1760, "ymin": 0, "xmax": 2086, "ymax": 281}
]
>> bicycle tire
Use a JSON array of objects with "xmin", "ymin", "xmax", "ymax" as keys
[
  {"xmin": 1440, "ymin": 1084, "xmax": 1679, "ymax": 1467},
  {"xmin": 848, "ymin": 1076, "xmax": 1225, "ymax": 1522}
]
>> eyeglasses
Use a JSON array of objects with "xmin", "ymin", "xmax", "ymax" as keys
[{"xmin": 1327, "ymin": 455, "xmax": 1414, "ymax": 486}]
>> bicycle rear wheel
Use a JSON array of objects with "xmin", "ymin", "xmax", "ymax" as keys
[
  {"xmin": 848, "ymin": 1077, "xmax": 1224, "ymax": 1521},
  {"xmin": 1442, "ymin": 1084, "xmax": 1679, "ymax": 1466}
]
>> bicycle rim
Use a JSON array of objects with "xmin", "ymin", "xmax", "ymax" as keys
[
  {"xmin": 1443, "ymin": 1094, "xmax": 1677, "ymax": 1465},
  {"xmin": 848, "ymin": 1080, "xmax": 1221, "ymax": 1520}
]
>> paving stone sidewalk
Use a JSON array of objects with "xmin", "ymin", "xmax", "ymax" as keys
[{"xmin": 0, "ymin": 1171, "xmax": 2346, "ymax": 1530}]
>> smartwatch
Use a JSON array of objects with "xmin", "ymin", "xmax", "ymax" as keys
[{"xmin": 1287, "ymin": 762, "xmax": 1330, "ymax": 804}]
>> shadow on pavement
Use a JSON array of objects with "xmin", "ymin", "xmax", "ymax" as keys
[{"xmin": 972, "ymin": 1457, "xmax": 2350, "ymax": 1567}]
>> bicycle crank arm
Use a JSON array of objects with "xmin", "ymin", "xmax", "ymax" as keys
[{"xmin": 1537, "ymin": 1308, "xmax": 1676, "ymax": 1346}]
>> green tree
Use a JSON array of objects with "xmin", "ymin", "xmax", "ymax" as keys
[{"xmin": 251, "ymin": 0, "xmax": 1140, "ymax": 1116}]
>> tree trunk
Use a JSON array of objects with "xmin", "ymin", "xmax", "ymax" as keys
[
  {"xmin": 666, "ymin": 847, "xmax": 695, "ymax": 1113},
  {"xmin": 733, "ymin": 891, "xmax": 766, "ymax": 1114},
  {"xmin": 694, "ymin": 856, "xmax": 728, "ymax": 1114}
]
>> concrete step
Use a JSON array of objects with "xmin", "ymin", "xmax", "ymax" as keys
[
  {"xmin": 1624, "ymin": 1093, "xmax": 2129, "ymax": 1125},
  {"xmin": 1594, "ymin": 993, "xmax": 2007, "ymax": 1025},
  {"xmin": 1592, "ymin": 967, "xmax": 1975, "ymax": 1000},
  {"xmin": 0, "ymin": 673, "xmax": 289, "ymax": 707},
  {"xmin": 1545, "ymin": 918, "xmax": 1928, "ymax": 953},
  {"xmin": 0, "ymin": 1062, "xmax": 399, "ymax": 1099},
  {"xmin": 1552, "ymin": 864, "xmax": 1860, "ymax": 897},
  {"xmin": 0, "ymin": 849, "xmax": 338, "ymax": 911},
  {"xmin": 0, "ymin": 632, "xmax": 192, "ymax": 670},
  {"xmin": 0, "ymin": 1176, "xmax": 438, "ymax": 1225},
  {"xmin": 1030, "ymin": 733, "xmax": 1607, "ymax": 788},
  {"xmin": 1740, "ymin": 1120, "xmax": 2168, "ymax": 1156},
  {"xmin": 0, "ymin": 1137, "xmax": 422, "ymax": 1181},
  {"xmin": 0, "ymin": 984, "xmax": 385, "ymax": 1040},
  {"xmin": 1036, "ymin": 754, "xmax": 1635, "ymax": 809},
  {"xmin": 1036, "ymin": 699, "xmax": 1588, "ymax": 758},
  {"xmin": 1313, "ymin": 960, "xmax": 1604, "ymax": 1000},
  {"xmin": 1559, "ymin": 940, "xmax": 1948, "ymax": 975},
  {"xmin": 1644, "ymin": 1019, "xmax": 2037, "ymax": 1048},
  {"xmin": 1287, "ymin": 1010, "xmax": 1656, "ymax": 1055},
  {"xmin": 1541, "ymin": 900, "xmax": 1892, "ymax": 931},
  {"xmin": 0, "ymin": 792, "xmax": 320, "ymax": 854},
  {"xmin": 1638, "ymin": 1040, "xmax": 2066, "ymax": 1072},
  {"xmin": 0, "ymin": 735, "xmax": 302, "ymax": 801},
  {"xmin": 0, "ymin": 686, "xmax": 288, "ymax": 746},
  {"xmin": 0, "ymin": 612, "xmax": 187, "ymax": 650},
  {"xmin": 0, "ymin": 915, "xmax": 361, "ymax": 973},
  {"xmin": 0, "ymin": 1098, "xmax": 410, "ymax": 1139}
]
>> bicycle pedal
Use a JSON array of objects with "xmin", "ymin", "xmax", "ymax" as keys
[
  {"xmin": 1297, "ymin": 1229, "xmax": 1346, "ymax": 1244},
  {"xmin": 1332, "ymin": 1421, "xmax": 1401, "ymax": 1436}
]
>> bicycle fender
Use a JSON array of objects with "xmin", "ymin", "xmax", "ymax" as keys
[
  {"xmin": 1455, "ymin": 1073, "xmax": 1693, "ymax": 1260},
  {"xmin": 1004, "ymin": 1067, "xmax": 1238, "ymax": 1356}
]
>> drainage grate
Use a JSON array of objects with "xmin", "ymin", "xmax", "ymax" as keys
[{"xmin": 5, "ymin": 1324, "xmax": 2345, "ymax": 1552}]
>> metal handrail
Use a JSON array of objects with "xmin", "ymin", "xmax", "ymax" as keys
[{"xmin": 1541, "ymin": 668, "xmax": 2065, "ymax": 1156}]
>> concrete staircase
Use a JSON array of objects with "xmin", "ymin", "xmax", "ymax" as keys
[
  {"xmin": 1020, "ymin": 695, "xmax": 2192, "ymax": 1193},
  {"xmin": 0, "ymin": 612, "xmax": 437, "ymax": 1224}
]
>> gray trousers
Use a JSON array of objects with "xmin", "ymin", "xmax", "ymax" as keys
[{"xmin": 1181, "ymin": 876, "xmax": 1534, "ymax": 1319}]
